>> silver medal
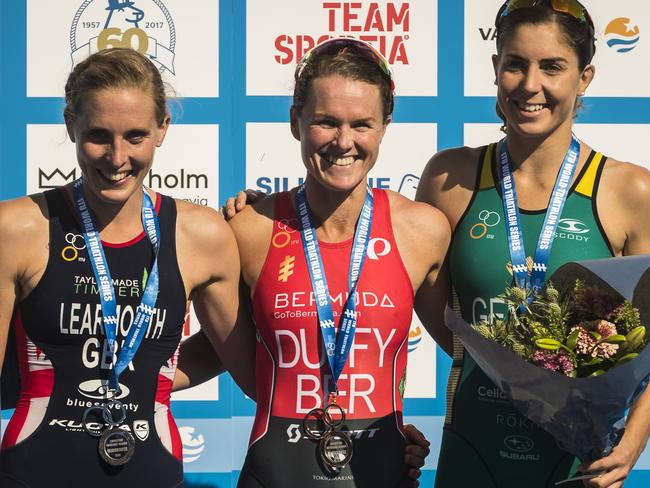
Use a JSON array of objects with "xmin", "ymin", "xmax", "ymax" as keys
[
  {"xmin": 98, "ymin": 427, "xmax": 136, "ymax": 466},
  {"xmin": 319, "ymin": 430, "xmax": 353, "ymax": 470}
]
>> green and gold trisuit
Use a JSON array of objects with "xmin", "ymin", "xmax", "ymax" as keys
[{"xmin": 436, "ymin": 144, "xmax": 614, "ymax": 488}]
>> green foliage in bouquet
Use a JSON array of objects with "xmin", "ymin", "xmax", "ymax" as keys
[{"xmin": 471, "ymin": 280, "xmax": 647, "ymax": 378}]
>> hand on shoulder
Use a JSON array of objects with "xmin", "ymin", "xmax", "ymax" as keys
[{"xmin": 228, "ymin": 193, "xmax": 275, "ymax": 235}]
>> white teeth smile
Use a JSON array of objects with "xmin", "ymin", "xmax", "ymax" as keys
[
  {"xmin": 326, "ymin": 156, "xmax": 355, "ymax": 166},
  {"xmin": 99, "ymin": 170, "xmax": 131, "ymax": 182},
  {"xmin": 517, "ymin": 102, "xmax": 548, "ymax": 112}
]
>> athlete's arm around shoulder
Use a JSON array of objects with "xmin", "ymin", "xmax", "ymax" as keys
[
  {"xmin": 597, "ymin": 158, "xmax": 650, "ymax": 256},
  {"xmin": 386, "ymin": 191, "xmax": 453, "ymax": 356},
  {"xmin": 0, "ymin": 194, "xmax": 49, "ymax": 366},
  {"xmin": 174, "ymin": 199, "xmax": 256, "ymax": 397}
]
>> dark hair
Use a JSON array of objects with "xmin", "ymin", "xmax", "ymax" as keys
[
  {"xmin": 496, "ymin": 5, "xmax": 596, "ymax": 70},
  {"xmin": 494, "ymin": 4, "xmax": 596, "ymax": 129},
  {"xmin": 293, "ymin": 44, "xmax": 394, "ymax": 122},
  {"xmin": 64, "ymin": 48, "xmax": 168, "ymax": 126}
]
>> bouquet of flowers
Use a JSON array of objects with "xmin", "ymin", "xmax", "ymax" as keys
[
  {"xmin": 445, "ymin": 255, "xmax": 650, "ymax": 464},
  {"xmin": 472, "ymin": 279, "xmax": 646, "ymax": 378}
]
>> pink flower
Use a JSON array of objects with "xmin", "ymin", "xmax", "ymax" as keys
[
  {"xmin": 592, "ymin": 319, "xmax": 617, "ymax": 339},
  {"xmin": 574, "ymin": 321, "xmax": 619, "ymax": 359},
  {"xmin": 573, "ymin": 326, "xmax": 597, "ymax": 356},
  {"xmin": 595, "ymin": 342, "xmax": 619, "ymax": 359},
  {"xmin": 531, "ymin": 349, "xmax": 575, "ymax": 377}
]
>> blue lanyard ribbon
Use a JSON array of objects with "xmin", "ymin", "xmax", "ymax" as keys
[
  {"xmin": 73, "ymin": 178, "xmax": 161, "ymax": 391},
  {"xmin": 499, "ymin": 134, "xmax": 580, "ymax": 298},
  {"xmin": 296, "ymin": 185, "xmax": 373, "ymax": 393}
]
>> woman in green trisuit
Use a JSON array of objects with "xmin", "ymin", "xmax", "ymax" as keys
[{"xmin": 416, "ymin": 1, "xmax": 650, "ymax": 487}]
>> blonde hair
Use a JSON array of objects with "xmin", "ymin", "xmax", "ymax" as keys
[{"xmin": 64, "ymin": 48, "xmax": 168, "ymax": 126}]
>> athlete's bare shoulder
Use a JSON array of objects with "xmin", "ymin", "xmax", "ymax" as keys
[
  {"xmin": 174, "ymin": 198, "xmax": 239, "ymax": 296},
  {"xmin": 597, "ymin": 157, "xmax": 650, "ymax": 255},
  {"xmin": 175, "ymin": 198, "xmax": 233, "ymax": 247},
  {"xmin": 417, "ymin": 145, "xmax": 486, "ymax": 228},
  {"xmin": 600, "ymin": 157, "xmax": 650, "ymax": 200},
  {"xmin": 386, "ymin": 190, "xmax": 450, "ymax": 246},
  {"xmin": 228, "ymin": 193, "xmax": 276, "ymax": 288},
  {"xmin": 228, "ymin": 192, "xmax": 275, "ymax": 245},
  {"xmin": 417, "ymin": 146, "xmax": 484, "ymax": 201},
  {"xmin": 0, "ymin": 193, "xmax": 50, "ymax": 297},
  {"xmin": 385, "ymin": 190, "xmax": 451, "ymax": 290},
  {"xmin": 229, "ymin": 192, "xmax": 274, "ymax": 230},
  {"xmin": 0, "ymin": 193, "xmax": 48, "ymax": 236}
]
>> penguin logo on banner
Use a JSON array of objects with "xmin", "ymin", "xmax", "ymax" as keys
[{"xmin": 69, "ymin": 0, "xmax": 176, "ymax": 74}]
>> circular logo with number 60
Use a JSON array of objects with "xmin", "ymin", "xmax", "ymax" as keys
[{"xmin": 70, "ymin": 0, "xmax": 176, "ymax": 75}]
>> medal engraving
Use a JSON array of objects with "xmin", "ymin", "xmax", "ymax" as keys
[
  {"xmin": 99, "ymin": 427, "xmax": 135, "ymax": 466},
  {"xmin": 319, "ymin": 431, "xmax": 353, "ymax": 469}
]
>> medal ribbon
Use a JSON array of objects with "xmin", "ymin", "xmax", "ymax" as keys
[
  {"xmin": 73, "ymin": 178, "xmax": 160, "ymax": 391},
  {"xmin": 499, "ymin": 134, "xmax": 580, "ymax": 297},
  {"xmin": 296, "ymin": 185, "xmax": 373, "ymax": 393}
]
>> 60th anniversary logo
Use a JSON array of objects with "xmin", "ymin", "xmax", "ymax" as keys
[{"xmin": 70, "ymin": 0, "xmax": 176, "ymax": 74}]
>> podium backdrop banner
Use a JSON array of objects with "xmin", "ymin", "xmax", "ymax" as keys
[{"xmin": 2, "ymin": 1, "xmax": 650, "ymax": 486}]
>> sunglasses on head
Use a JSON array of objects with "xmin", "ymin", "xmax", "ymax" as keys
[
  {"xmin": 295, "ymin": 37, "xmax": 394, "ymax": 91},
  {"xmin": 495, "ymin": 0, "xmax": 593, "ymax": 29}
]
